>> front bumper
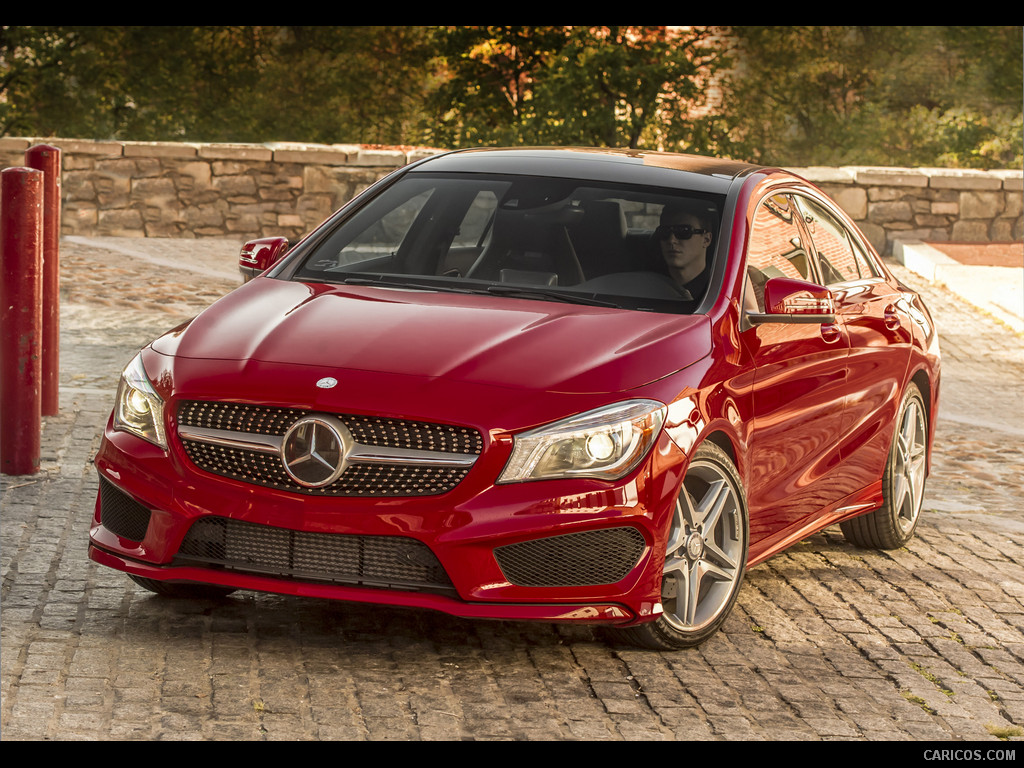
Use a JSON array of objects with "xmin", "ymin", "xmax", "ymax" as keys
[{"xmin": 89, "ymin": 417, "xmax": 688, "ymax": 626}]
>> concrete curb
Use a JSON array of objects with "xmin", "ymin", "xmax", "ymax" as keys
[{"xmin": 893, "ymin": 239, "xmax": 1024, "ymax": 334}]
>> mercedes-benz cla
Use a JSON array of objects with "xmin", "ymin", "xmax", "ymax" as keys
[{"xmin": 89, "ymin": 148, "xmax": 940, "ymax": 649}]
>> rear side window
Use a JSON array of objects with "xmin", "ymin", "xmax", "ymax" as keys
[{"xmin": 795, "ymin": 195, "xmax": 879, "ymax": 284}]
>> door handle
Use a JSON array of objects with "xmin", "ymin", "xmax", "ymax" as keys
[
  {"xmin": 884, "ymin": 305, "xmax": 901, "ymax": 331},
  {"xmin": 820, "ymin": 323, "xmax": 842, "ymax": 343}
]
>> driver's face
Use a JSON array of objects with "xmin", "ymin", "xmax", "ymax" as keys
[{"xmin": 659, "ymin": 212, "xmax": 712, "ymax": 283}]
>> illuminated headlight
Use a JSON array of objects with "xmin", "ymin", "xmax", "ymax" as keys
[
  {"xmin": 113, "ymin": 353, "xmax": 167, "ymax": 449},
  {"xmin": 499, "ymin": 400, "xmax": 667, "ymax": 483}
]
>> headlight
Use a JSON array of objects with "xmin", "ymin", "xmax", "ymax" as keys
[
  {"xmin": 113, "ymin": 353, "xmax": 167, "ymax": 449},
  {"xmin": 498, "ymin": 400, "xmax": 667, "ymax": 483}
]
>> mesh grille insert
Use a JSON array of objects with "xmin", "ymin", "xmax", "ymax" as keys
[
  {"xmin": 494, "ymin": 527, "xmax": 647, "ymax": 587},
  {"xmin": 98, "ymin": 478, "xmax": 152, "ymax": 542},
  {"xmin": 175, "ymin": 516, "xmax": 455, "ymax": 593}
]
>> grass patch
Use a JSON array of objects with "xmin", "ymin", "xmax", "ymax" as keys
[
  {"xmin": 985, "ymin": 723, "xmax": 1024, "ymax": 740},
  {"xmin": 902, "ymin": 691, "xmax": 935, "ymax": 714}
]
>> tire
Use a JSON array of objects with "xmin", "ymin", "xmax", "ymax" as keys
[
  {"xmin": 841, "ymin": 383, "xmax": 928, "ymax": 550},
  {"xmin": 128, "ymin": 573, "xmax": 237, "ymax": 599},
  {"xmin": 609, "ymin": 442, "xmax": 749, "ymax": 650}
]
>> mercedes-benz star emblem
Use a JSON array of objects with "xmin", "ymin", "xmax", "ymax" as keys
[
  {"xmin": 280, "ymin": 415, "xmax": 352, "ymax": 488},
  {"xmin": 316, "ymin": 377, "xmax": 338, "ymax": 389}
]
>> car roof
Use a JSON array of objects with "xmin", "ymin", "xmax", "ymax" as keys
[{"xmin": 409, "ymin": 147, "xmax": 768, "ymax": 195}]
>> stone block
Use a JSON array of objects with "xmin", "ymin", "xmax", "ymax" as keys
[
  {"xmin": 213, "ymin": 175, "xmax": 258, "ymax": 197},
  {"xmin": 97, "ymin": 208, "xmax": 144, "ymax": 236},
  {"xmin": 173, "ymin": 162, "xmax": 214, "ymax": 190},
  {"xmin": 0, "ymin": 137, "xmax": 31, "ymax": 152},
  {"xmin": 347, "ymin": 147, "xmax": 407, "ymax": 168},
  {"xmin": 990, "ymin": 219, "xmax": 1019, "ymax": 241},
  {"xmin": 1002, "ymin": 192, "xmax": 1022, "ymax": 219},
  {"xmin": 853, "ymin": 168, "xmax": 928, "ymax": 187},
  {"xmin": 828, "ymin": 187, "xmax": 868, "ymax": 219},
  {"xmin": 931, "ymin": 201, "xmax": 959, "ymax": 216},
  {"xmin": 63, "ymin": 202, "xmax": 98, "ymax": 232},
  {"xmin": 63, "ymin": 176, "xmax": 97, "ymax": 202},
  {"xmin": 993, "ymin": 169, "xmax": 1022, "ymax": 191},
  {"xmin": 199, "ymin": 143, "xmax": 273, "ymax": 161},
  {"xmin": 959, "ymin": 191, "xmax": 1004, "ymax": 220},
  {"xmin": 928, "ymin": 168, "xmax": 1003, "ymax": 190},
  {"xmin": 131, "ymin": 177, "xmax": 178, "ymax": 199},
  {"xmin": 792, "ymin": 166, "xmax": 857, "ymax": 184},
  {"xmin": 950, "ymin": 220, "xmax": 991, "ymax": 241},
  {"xmin": 268, "ymin": 143, "xmax": 351, "ymax": 165},
  {"xmin": 123, "ymin": 141, "xmax": 199, "ymax": 159},
  {"xmin": 868, "ymin": 200, "xmax": 914, "ymax": 223},
  {"xmin": 48, "ymin": 138, "xmax": 123, "ymax": 156}
]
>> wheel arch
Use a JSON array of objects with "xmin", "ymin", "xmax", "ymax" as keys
[
  {"xmin": 908, "ymin": 367, "xmax": 936, "ymax": 471},
  {"xmin": 702, "ymin": 429, "xmax": 738, "ymax": 470}
]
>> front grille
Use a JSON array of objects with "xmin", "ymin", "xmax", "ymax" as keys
[
  {"xmin": 98, "ymin": 478, "xmax": 152, "ymax": 542},
  {"xmin": 175, "ymin": 516, "xmax": 455, "ymax": 594},
  {"xmin": 178, "ymin": 401, "xmax": 483, "ymax": 454},
  {"xmin": 494, "ymin": 527, "xmax": 647, "ymax": 587},
  {"xmin": 177, "ymin": 400, "xmax": 482, "ymax": 497}
]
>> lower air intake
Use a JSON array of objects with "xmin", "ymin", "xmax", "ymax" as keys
[
  {"xmin": 494, "ymin": 527, "xmax": 647, "ymax": 587},
  {"xmin": 175, "ymin": 516, "xmax": 455, "ymax": 594}
]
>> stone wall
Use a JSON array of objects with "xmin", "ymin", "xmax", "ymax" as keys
[{"xmin": 1, "ymin": 137, "xmax": 1021, "ymax": 255}]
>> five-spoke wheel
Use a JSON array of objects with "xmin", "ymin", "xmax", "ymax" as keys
[
  {"xmin": 611, "ymin": 442, "xmax": 749, "ymax": 650},
  {"xmin": 841, "ymin": 383, "xmax": 929, "ymax": 549}
]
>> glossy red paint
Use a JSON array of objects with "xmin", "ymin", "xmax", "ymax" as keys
[{"xmin": 88, "ymin": 148, "xmax": 940, "ymax": 648}]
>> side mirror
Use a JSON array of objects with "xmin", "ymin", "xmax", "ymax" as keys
[
  {"xmin": 239, "ymin": 237, "xmax": 290, "ymax": 282},
  {"xmin": 749, "ymin": 277, "xmax": 836, "ymax": 325}
]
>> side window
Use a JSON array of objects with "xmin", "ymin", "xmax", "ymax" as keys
[
  {"xmin": 745, "ymin": 194, "xmax": 812, "ymax": 312},
  {"xmin": 796, "ymin": 196, "xmax": 877, "ymax": 284}
]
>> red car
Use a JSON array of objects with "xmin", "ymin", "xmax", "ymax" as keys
[{"xmin": 89, "ymin": 148, "xmax": 940, "ymax": 649}]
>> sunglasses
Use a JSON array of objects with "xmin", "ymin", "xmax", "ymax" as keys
[{"xmin": 656, "ymin": 224, "xmax": 709, "ymax": 241}]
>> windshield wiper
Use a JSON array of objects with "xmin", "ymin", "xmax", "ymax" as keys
[
  {"xmin": 334, "ymin": 276, "xmax": 619, "ymax": 308},
  {"xmin": 340, "ymin": 276, "xmax": 479, "ymax": 294},
  {"xmin": 485, "ymin": 285, "xmax": 620, "ymax": 308}
]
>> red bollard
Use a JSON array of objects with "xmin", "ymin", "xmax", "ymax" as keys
[
  {"xmin": 25, "ymin": 144, "xmax": 62, "ymax": 416},
  {"xmin": 1, "ymin": 167, "xmax": 44, "ymax": 476}
]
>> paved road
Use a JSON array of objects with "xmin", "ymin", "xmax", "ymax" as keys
[{"xmin": 1, "ymin": 237, "xmax": 1022, "ymax": 741}]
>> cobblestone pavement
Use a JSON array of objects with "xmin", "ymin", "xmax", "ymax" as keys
[{"xmin": 2, "ymin": 238, "xmax": 1022, "ymax": 741}]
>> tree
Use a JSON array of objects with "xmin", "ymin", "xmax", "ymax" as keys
[
  {"xmin": 715, "ymin": 26, "xmax": 1023, "ymax": 168},
  {"xmin": 422, "ymin": 26, "xmax": 725, "ymax": 150},
  {"xmin": 422, "ymin": 26, "xmax": 573, "ymax": 147},
  {"xmin": 2, "ymin": 26, "xmax": 437, "ymax": 144},
  {"xmin": 533, "ymin": 26, "xmax": 723, "ymax": 150}
]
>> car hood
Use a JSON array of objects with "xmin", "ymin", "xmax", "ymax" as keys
[{"xmin": 151, "ymin": 278, "xmax": 711, "ymax": 397}]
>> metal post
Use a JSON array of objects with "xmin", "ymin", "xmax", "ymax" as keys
[
  {"xmin": 1, "ymin": 167, "xmax": 44, "ymax": 476},
  {"xmin": 25, "ymin": 144, "xmax": 62, "ymax": 416}
]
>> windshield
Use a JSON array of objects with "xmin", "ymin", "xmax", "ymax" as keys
[{"xmin": 292, "ymin": 173, "xmax": 725, "ymax": 314}]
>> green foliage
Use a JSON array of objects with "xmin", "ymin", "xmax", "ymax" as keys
[
  {"xmin": 423, "ymin": 26, "xmax": 724, "ymax": 150},
  {"xmin": 715, "ymin": 26, "xmax": 1023, "ymax": 168},
  {"xmin": 1, "ymin": 26, "xmax": 436, "ymax": 144},
  {"xmin": 3, "ymin": 25, "xmax": 1021, "ymax": 168}
]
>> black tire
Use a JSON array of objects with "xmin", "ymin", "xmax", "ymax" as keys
[
  {"xmin": 128, "ymin": 573, "xmax": 237, "ymax": 599},
  {"xmin": 608, "ymin": 442, "xmax": 749, "ymax": 650},
  {"xmin": 841, "ymin": 383, "xmax": 928, "ymax": 550}
]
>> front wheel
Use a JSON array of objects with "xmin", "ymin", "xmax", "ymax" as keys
[
  {"xmin": 841, "ymin": 383, "xmax": 928, "ymax": 550},
  {"xmin": 609, "ymin": 442, "xmax": 749, "ymax": 650}
]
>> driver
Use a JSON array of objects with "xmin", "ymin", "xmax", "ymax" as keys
[{"xmin": 656, "ymin": 203, "xmax": 714, "ymax": 301}]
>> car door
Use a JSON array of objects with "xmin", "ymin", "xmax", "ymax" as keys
[
  {"xmin": 793, "ymin": 193, "xmax": 914, "ymax": 495},
  {"xmin": 739, "ymin": 192, "xmax": 852, "ymax": 552}
]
